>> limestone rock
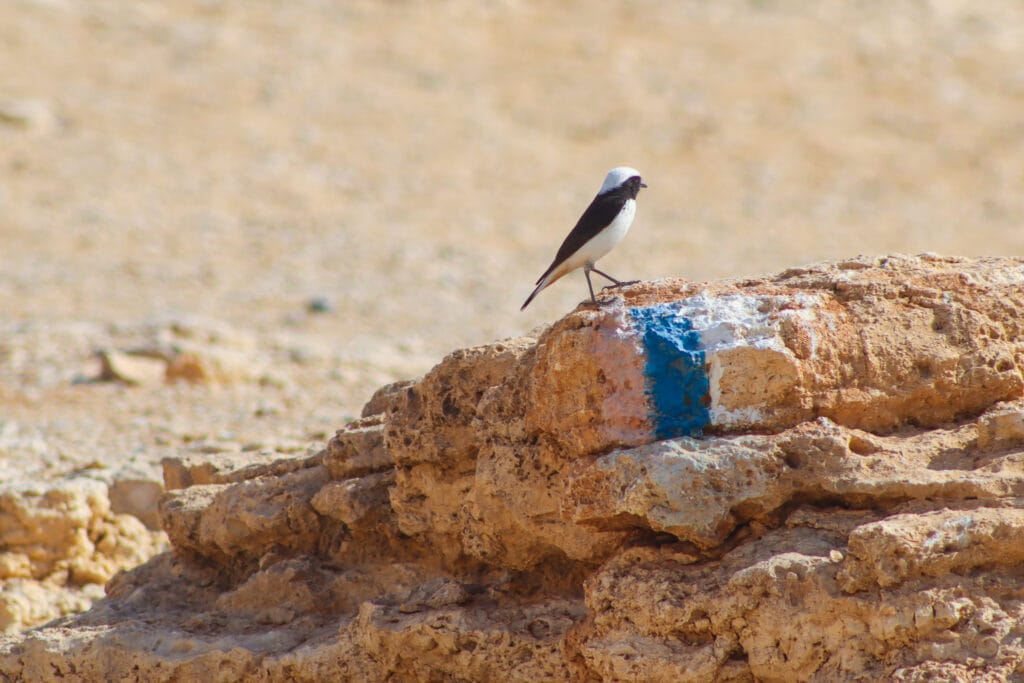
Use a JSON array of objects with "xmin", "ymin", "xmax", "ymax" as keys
[
  {"xmin": 0, "ymin": 478, "xmax": 166, "ymax": 633},
  {"xmin": 0, "ymin": 580, "xmax": 104, "ymax": 634},
  {"xmin": 525, "ymin": 254, "xmax": 1024, "ymax": 451},
  {"xmin": 575, "ymin": 511, "xmax": 1024, "ymax": 681},
  {"xmin": 0, "ymin": 98, "xmax": 57, "ymax": 133},
  {"xmin": 7, "ymin": 255, "xmax": 1024, "ymax": 680},
  {"xmin": 96, "ymin": 350, "xmax": 167, "ymax": 386},
  {"xmin": 562, "ymin": 416, "xmax": 1024, "ymax": 548}
]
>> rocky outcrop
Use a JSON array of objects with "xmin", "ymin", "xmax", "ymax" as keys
[{"xmin": 5, "ymin": 254, "xmax": 1024, "ymax": 681}]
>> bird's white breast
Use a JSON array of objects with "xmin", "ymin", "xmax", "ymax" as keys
[{"xmin": 580, "ymin": 199, "xmax": 636, "ymax": 266}]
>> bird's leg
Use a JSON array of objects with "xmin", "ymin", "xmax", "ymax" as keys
[
  {"xmin": 584, "ymin": 264, "xmax": 597, "ymax": 303},
  {"xmin": 592, "ymin": 267, "xmax": 639, "ymax": 290},
  {"xmin": 591, "ymin": 267, "xmax": 623, "ymax": 285}
]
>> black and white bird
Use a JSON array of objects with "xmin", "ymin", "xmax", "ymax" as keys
[{"xmin": 521, "ymin": 166, "xmax": 647, "ymax": 311}]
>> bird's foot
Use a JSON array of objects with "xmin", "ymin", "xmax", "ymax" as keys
[
  {"xmin": 590, "ymin": 291, "xmax": 630, "ymax": 308},
  {"xmin": 580, "ymin": 294, "xmax": 616, "ymax": 309}
]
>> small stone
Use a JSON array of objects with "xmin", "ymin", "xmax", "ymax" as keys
[
  {"xmin": 830, "ymin": 549, "xmax": 844, "ymax": 563},
  {"xmin": 306, "ymin": 296, "xmax": 332, "ymax": 314},
  {"xmin": 253, "ymin": 404, "xmax": 280, "ymax": 418},
  {"xmin": 0, "ymin": 98, "xmax": 56, "ymax": 133},
  {"xmin": 97, "ymin": 350, "xmax": 167, "ymax": 386}
]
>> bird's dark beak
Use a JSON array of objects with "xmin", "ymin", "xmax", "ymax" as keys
[{"xmin": 640, "ymin": 182, "xmax": 648, "ymax": 188}]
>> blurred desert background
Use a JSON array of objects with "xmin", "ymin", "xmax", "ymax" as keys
[{"xmin": 3, "ymin": 0, "xmax": 1024, "ymax": 514}]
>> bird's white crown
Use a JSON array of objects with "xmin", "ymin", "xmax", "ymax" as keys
[{"xmin": 598, "ymin": 166, "xmax": 642, "ymax": 194}]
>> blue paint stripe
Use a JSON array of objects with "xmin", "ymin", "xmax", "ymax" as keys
[{"xmin": 628, "ymin": 304, "xmax": 710, "ymax": 439}]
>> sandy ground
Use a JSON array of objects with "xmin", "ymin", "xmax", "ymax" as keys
[{"xmin": 3, "ymin": 0, "xmax": 1024, "ymax": 484}]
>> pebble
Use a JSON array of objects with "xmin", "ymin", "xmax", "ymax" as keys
[
  {"xmin": 97, "ymin": 350, "xmax": 167, "ymax": 386},
  {"xmin": 0, "ymin": 98, "xmax": 57, "ymax": 133},
  {"xmin": 306, "ymin": 296, "xmax": 333, "ymax": 314}
]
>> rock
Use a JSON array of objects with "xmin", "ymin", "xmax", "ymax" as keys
[
  {"xmin": 0, "ymin": 98, "xmax": 56, "ymax": 133},
  {"xmin": 7, "ymin": 256, "xmax": 1024, "ymax": 680},
  {"xmin": 574, "ymin": 511, "xmax": 1024, "ymax": 681},
  {"xmin": 524, "ymin": 254, "xmax": 1024, "ymax": 450},
  {"xmin": 839, "ymin": 507, "xmax": 1024, "ymax": 591},
  {"xmin": 96, "ymin": 350, "xmax": 167, "ymax": 385},
  {"xmin": 562, "ymin": 416, "xmax": 1024, "ymax": 549},
  {"xmin": 0, "ymin": 580, "xmax": 104, "ymax": 634},
  {"xmin": 69, "ymin": 463, "xmax": 165, "ymax": 530},
  {"xmin": 306, "ymin": 296, "xmax": 332, "ymax": 314},
  {"xmin": 0, "ymin": 478, "xmax": 166, "ymax": 632}
]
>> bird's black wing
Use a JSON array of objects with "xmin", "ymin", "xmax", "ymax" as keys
[{"xmin": 535, "ymin": 185, "xmax": 631, "ymax": 285}]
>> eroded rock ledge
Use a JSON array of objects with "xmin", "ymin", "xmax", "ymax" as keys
[{"xmin": 5, "ymin": 254, "xmax": 1024, "ymax": 681}]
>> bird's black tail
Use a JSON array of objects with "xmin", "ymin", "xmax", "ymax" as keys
[
  {"xmin": 521, "ymin": 259, "xmax": 562, "ymax": 311},
  {"xmin": 520, "ymin": 282, "xmax": 543, "ymax": 311}
]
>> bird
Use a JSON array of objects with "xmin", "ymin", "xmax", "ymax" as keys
[{"xmin": 521, "ymin": 166, "xmax": 647, "ymax": 310}]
